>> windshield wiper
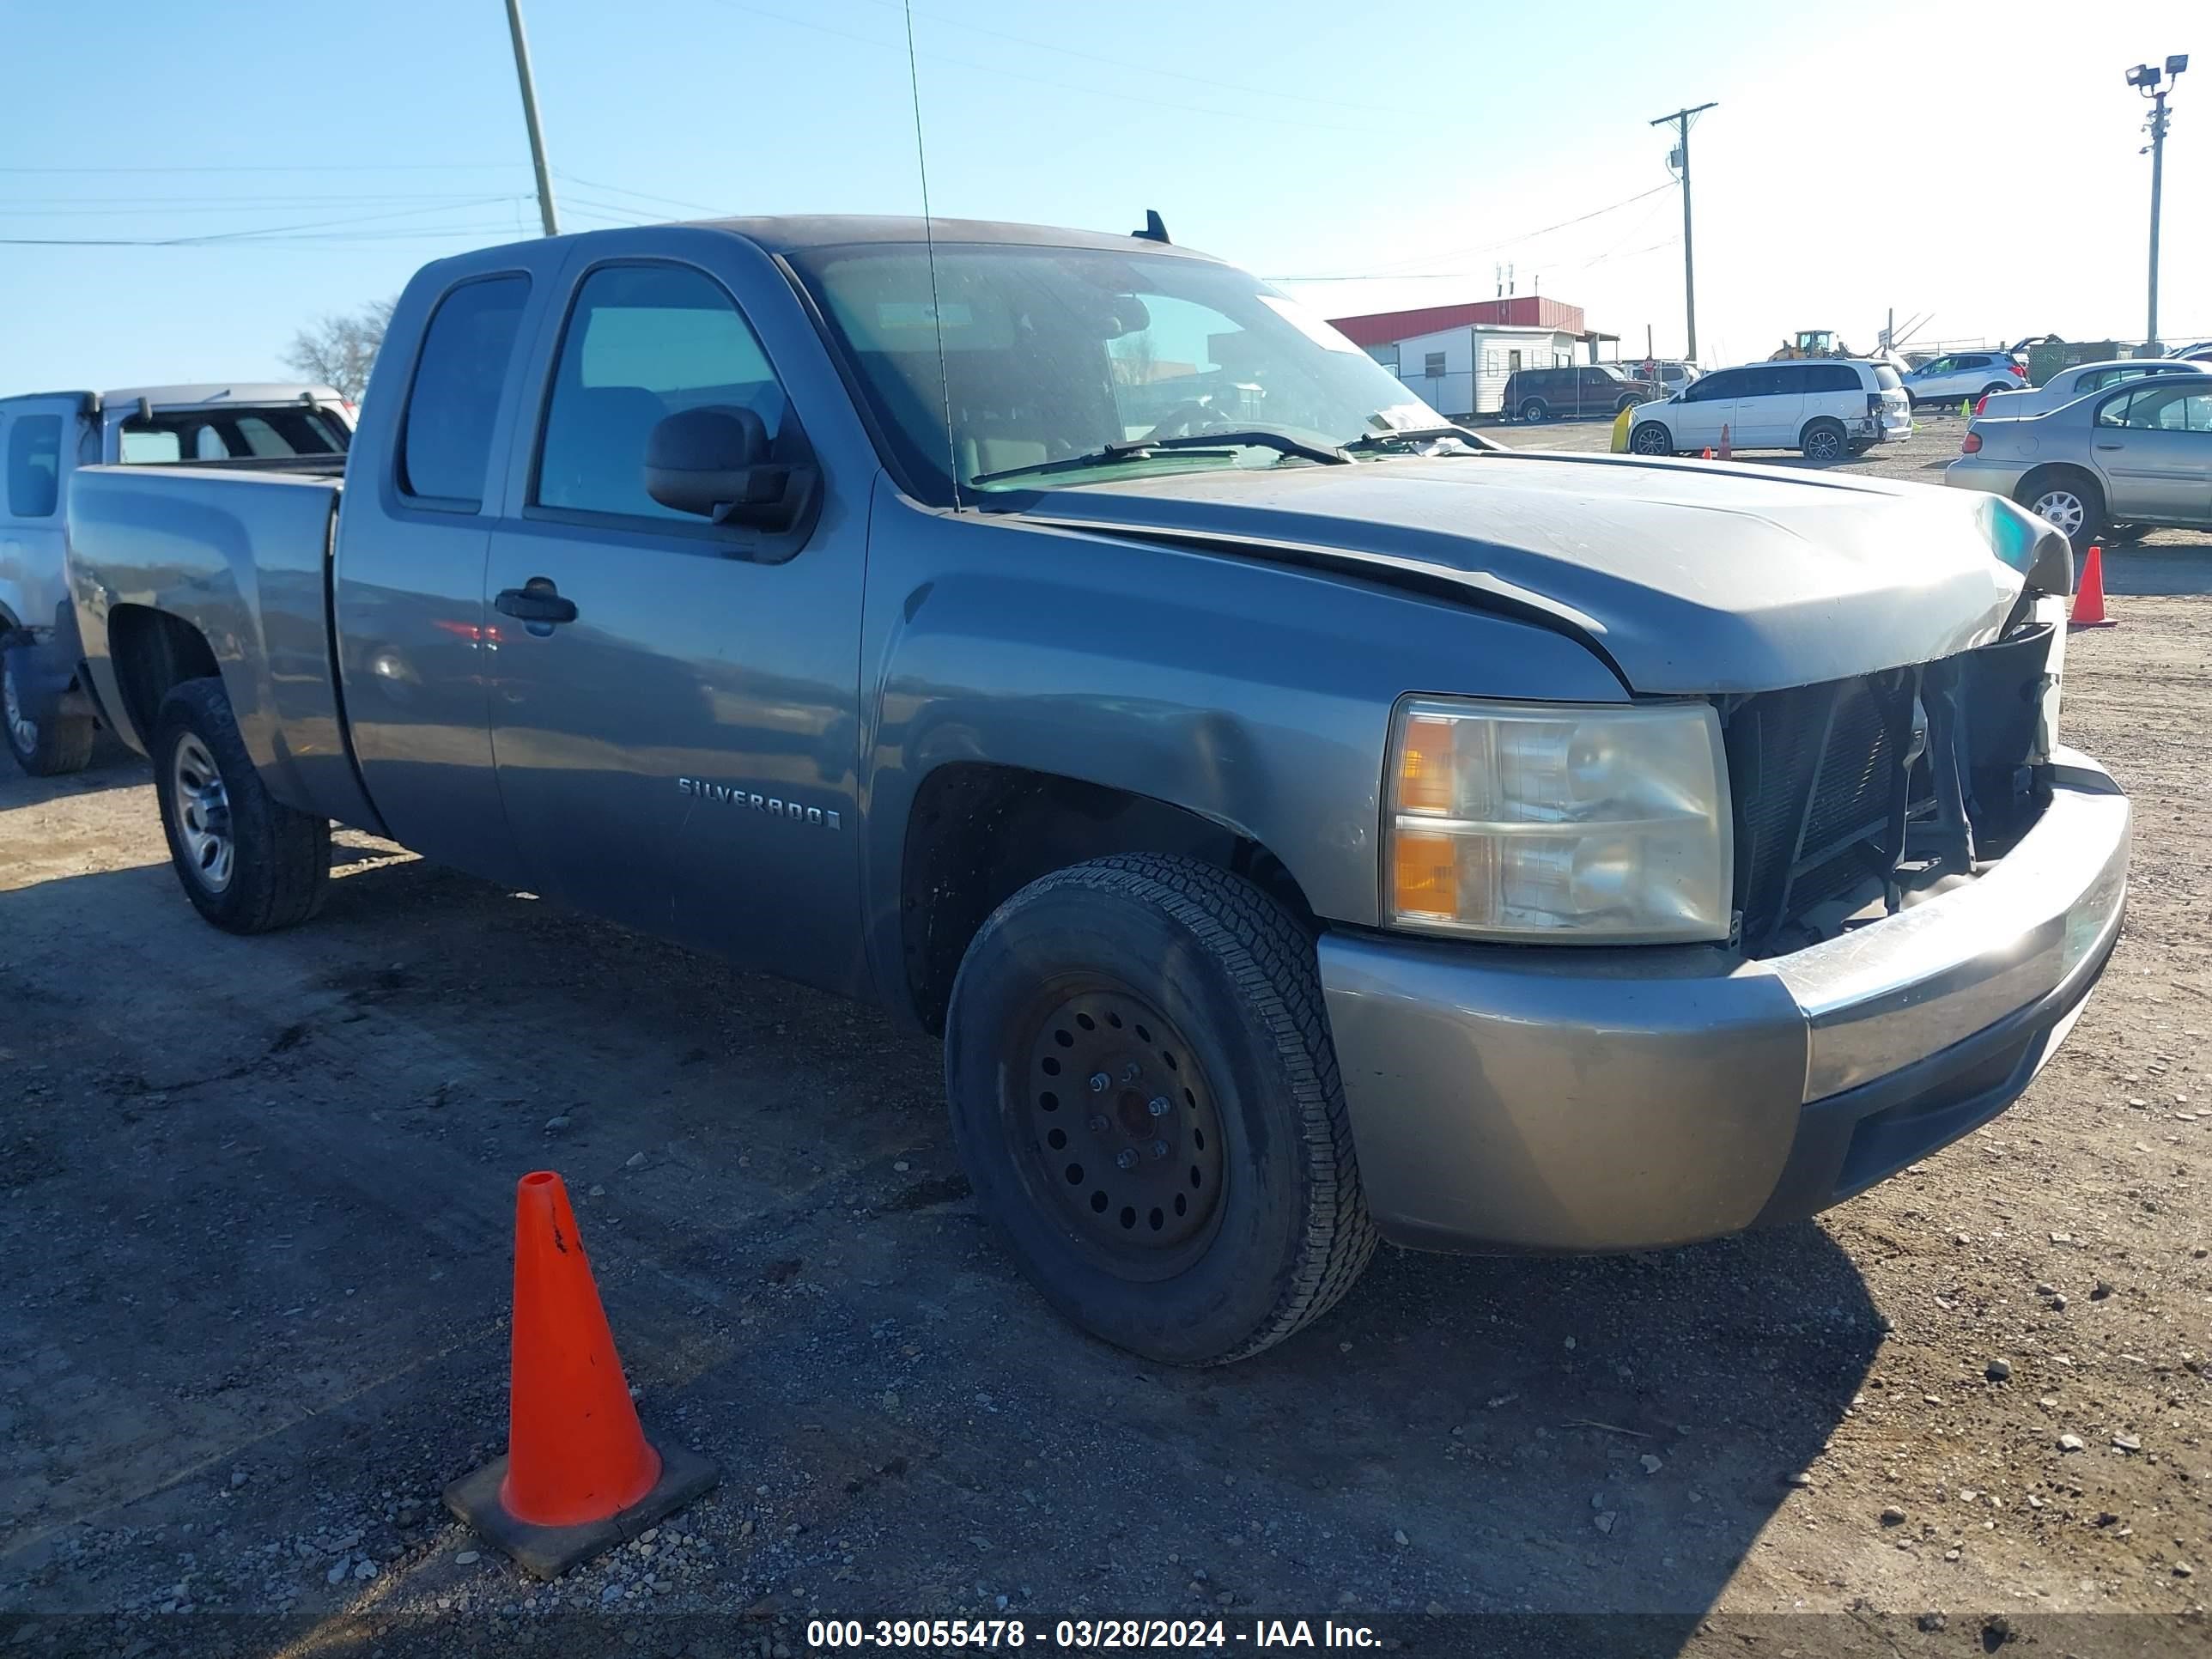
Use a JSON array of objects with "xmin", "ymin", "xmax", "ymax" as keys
[
  {"xmin": 971, "ymin": 428, "xmax": 1352, "ymax": 487},
  {"xmin": 1341, "ymin": 424, "xmax": 1498, "ymax": 456}
]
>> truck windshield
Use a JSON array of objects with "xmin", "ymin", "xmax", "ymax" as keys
[
  {"xmin": 786, "ymin": 241, "xmax": 1443, "ymax": 505},
  {"xmin": 118, "ymin": 406, "xmax": 350, "ymax": 465}
]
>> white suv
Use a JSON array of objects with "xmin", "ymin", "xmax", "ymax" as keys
[
  {"xmin": 1901, "ymin": 350, "xmax": 2025, "ymax": 406},
  {"xmin": 1626, "ymin": 359, "xmax": 1910, "ymax": 464}
]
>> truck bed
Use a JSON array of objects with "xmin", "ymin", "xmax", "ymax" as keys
[{"xmin": 67, "ymin": 462, "xmax": 370, "ymax": 827}]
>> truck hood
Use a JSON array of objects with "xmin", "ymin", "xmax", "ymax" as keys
[{"xmin": 1012, "ymin": 452, "xmax": 2052, "ymax": 695}]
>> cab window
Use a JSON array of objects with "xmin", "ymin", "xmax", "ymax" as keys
[
  {"xmin": 399, "ymin": 274, "xmax": 532, "ymax": 508},
  {"xmin": 6, "ymin": 413, "xmax": 62, "ymax": 519},
  {"xmin": 534, "ymin": 263, "xmax": 789, "ymax": 522}
]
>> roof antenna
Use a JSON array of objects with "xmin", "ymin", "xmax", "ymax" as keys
[
  {"xmin": 1133, "ymin": 209, "xmax": 1170, "ymax": 244},
  {"xmin": 903, "ymin": 0, "xmax": 963, "ymax": 512}
]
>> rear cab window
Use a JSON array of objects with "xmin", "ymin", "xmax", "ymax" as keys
[
  {"xmin": 6, "ymin": 413, "xmax": 63, "ymax": 518},
  {"xmin": 120, "ymin": 406, "xmax": 349, "ymax": 465},
  {"xmin": 399, "ymin": 275, "xmax": 532, "ymax": 509}
]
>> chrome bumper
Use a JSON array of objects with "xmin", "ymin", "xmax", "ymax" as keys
[{"xmin": 1318, "ymin": 750, "xmax": 2129, "ymax": 1253}]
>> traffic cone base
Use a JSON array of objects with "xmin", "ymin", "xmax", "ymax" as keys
[
  {"xmin": 444, "ymin": 1171, "xmax": 718, "ymax": 1578},
  {"xmin": 2069, "ymin": 543, "xmax": 2115, "ymax": 629},
  {"xmin": 445, "ymin": 1440, "xmax": 719, "ymax": 1580}
]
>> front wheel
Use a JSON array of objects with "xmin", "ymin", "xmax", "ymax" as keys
[
  {"xmin": 1518, "ymin": 398, "xmax": 1548, "ymax": 423},
  {"xmin": 152, "ymin": 677, "xmax": 330, "ymax": 933},
  {"xmin": 1799, "ymin": 419, "xmax": 1848, "ymax": 465},
  {"xmin": 3, "ymin": 649, "xmax": 94, "ymax": 777},
  {"xmin": 1629, "ymin": 422, "xmax": 1673, "ymax": 456},
  {"xmin": 944, "ymin": 854, "xmax": 1375, "ymax": 1365}
]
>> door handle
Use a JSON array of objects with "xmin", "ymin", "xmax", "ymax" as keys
[
  {"xmin": 495, "ymin": 580, "xmax": 578, "ymax": 625},
  {"xmin": 2094, "ymin": 442, "xmax": 2123, "ymax": 451}
]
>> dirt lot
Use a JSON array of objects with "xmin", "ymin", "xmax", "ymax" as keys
[{"xmin": 3, "ymin": 424, "xmax": 2208, "ymax": 1658}]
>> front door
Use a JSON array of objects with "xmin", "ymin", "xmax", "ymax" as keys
[
  {"xmin": 1669, "ymin": 367, "xmax": 1739, "ymax": 449},
  {"xmin": 2094, "ymin": 382, "xmax": 2212, "ymax": 522},
  {"xmin": 483, "ymin": 255, "xmax": 866, "ymax": 994}
]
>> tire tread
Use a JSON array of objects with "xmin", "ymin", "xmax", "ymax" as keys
[
  {"xmin": 155, "ymin": 678, "xmax": 329, "ymax": 933},
  {"xmin": 996, "ymin": 854, "xmax": 1377, "ymax": 1364}
]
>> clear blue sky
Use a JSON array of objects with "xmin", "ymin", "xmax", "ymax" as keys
[{"xmin": 3, "ymin": 0, "xmax": 2203, "ymax": 392}]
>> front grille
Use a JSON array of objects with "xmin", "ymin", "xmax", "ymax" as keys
[{"xmin": 1724, "ymin": 670, "xmax": 1922, "ymax": 954}]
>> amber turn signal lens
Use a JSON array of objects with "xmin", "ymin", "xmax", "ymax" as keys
[
  {"xmin": 1391, "ymin": 830, "xmax": 1458, "ymax": 919},
  {"xmin": 1397, "ymin": 715, "xmax": 1455, "ymax": 815}
]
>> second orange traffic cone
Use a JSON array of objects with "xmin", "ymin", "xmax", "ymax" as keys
[
  {"xmin": 2069, "ymin": 544, "xmax": 2115, "ymax": 629},
  {"xmin": 444, "ymin": 1171, "xmax": 717, "ymax": 1577},
  {"xmin": 1717, "ymin": 422, "xmax": 1732, "ymax": 461}
]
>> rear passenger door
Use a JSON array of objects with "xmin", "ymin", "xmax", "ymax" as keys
[
  {"xmin": 482, "ymin": 251, "xmax": 868, "ymax": 993},
  {"xmin": 1736, "ymin": 364, "xmax": 1802, "ymax": 447},
  {"xmin": 335, "ymin": 267, "xmax": 544, "ymax": 887},
  {"xmin": 1, "ymin": 398, "xmax": 75, "ymax": 641}
]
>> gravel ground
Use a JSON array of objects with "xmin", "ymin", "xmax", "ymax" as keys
[{"xmin": 2, "ymin": 428, "xmax": 2207, "ymax": 1658}]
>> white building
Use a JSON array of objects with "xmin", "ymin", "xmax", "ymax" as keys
[{"xmin": 1328, "ymin": 298, "xmax": 1617, "ymax": 418}]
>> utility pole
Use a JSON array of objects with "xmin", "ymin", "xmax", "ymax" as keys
[
  {"xmin": 1650, "ymin": 102, "xmax": 1717, "ymax": 362},
  {"xmin": 504, "ymin": 0, "xmax": 561, "ymax": 237},
  {"xmin": 2128, "ymin": 54, "xmax": 2187, "ymax": 348}
]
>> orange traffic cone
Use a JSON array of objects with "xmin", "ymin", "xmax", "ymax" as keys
[
  {"xmin": 1701, "ymin": 447, "xmax": 1714, "ymax": 459},
  {"xmin": 444, "ymin": 1172, "xmax": 716, "ymax": 1577},
  {"xmin": 2069, "ymin": 544, "xmax": 2115, "ymax": 629},
  {"xmin": 1717, "ymin": 422, "xmax": 1732, "ymax": 461}
]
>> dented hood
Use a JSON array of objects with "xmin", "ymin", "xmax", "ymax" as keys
[{"xmin": 1015, "ymin": 451, "xmax": 2052, "ymax": 695}]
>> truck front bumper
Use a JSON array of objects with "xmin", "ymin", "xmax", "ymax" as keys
[{"xmin": 1318, "ymin": 750, "xmax": 2129, "ymax": 1254}]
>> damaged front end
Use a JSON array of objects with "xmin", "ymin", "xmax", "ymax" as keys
[{"xmin": 1723, "ymin": 526, "xmax": 2073, "ymax": 960}]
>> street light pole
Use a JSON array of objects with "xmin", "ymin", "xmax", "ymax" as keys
[
  {"xmin": 1650, "ymin": 102, "xmax": 1717, "ymax": 363},
  {"xmin": 504, "ymin": 0, "xmax": 561, "ymax": 237},
  {"xmin": 2129, "ymin": 54, "xmax": 2187, "ymax": 349}
]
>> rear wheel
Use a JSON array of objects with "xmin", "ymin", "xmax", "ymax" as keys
[
  {"xmin": 944, "ymin": 854, "xmax": 1375, "ymax": 1365},
  {"xmin": 3, "ymin": 649, "xmax": 94, "ymax": 777},
  {"xmin": 1519, "ymin": 398, "xmax": 1548, "ymax": 423},
  {"xmin": 1629, "ymin": 422, "xmax": 1673, "ymax": 456},
  {"xmin": 152, "ymin": 677, "xmax": 330, "ymax": 933},
  {"xmin": 1979, "ymin": 382, "xmax": 2014, "ymax": 399},
  {"xmin": 2017, "ymin": 471, "xmax": 2104, "ymax": 555},
  {"xmin": 1799, "ymin": 419, "xmax": 1848, "ymax": 465}
]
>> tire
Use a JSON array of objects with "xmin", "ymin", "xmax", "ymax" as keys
[
  {"xmin": 3, "ymin": 650, "xmax": 94, "ymax": 777},
  {"xmin": 1629, "ymin": 422, "xmax": 1673, "ymax": 457},
  {"xmin": 1615, "ymin": 394, "xmax": 1642, "ymax": 416},
  {"xmin": 151, "ymin": 677, "xmax": 330, "ymax": 933},
  {"xmin": 944, "ymin": 853, "xmax": 1376, "ymax": 1366},
  {"xmin": 1979, "ymin": 382, "xmax": 2014, "ymax": 399},
  {"xmin": 1519, "ymin": 398, "xmax": 1548, "ymax": 423},
  {"xmin": 1799, "ymin": 419, "xmax": 1848, "ymax": 465},
  {"xmin": 2016, "ymin": 470, "xmax": 2105, "ymax": 555},
  {"xmin": 2106, "ymin": 522, "xmax": 2149, "ymax": 544}
]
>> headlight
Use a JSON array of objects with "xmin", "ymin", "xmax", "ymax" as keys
[{"xmin": 1385, "ymin": 696, "xmax": 1733, "ymax": 943}]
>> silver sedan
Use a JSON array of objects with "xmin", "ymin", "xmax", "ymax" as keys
[{"xmin": 1943, "ymin": 371, "xmax": 2212, "ymax": 550}]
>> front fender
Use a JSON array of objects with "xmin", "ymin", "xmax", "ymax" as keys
[{"xmin": 857, "ymin": 477, "xmax": 1628, "ymax": 999}]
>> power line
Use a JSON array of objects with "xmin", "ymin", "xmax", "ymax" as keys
[
  {"xmin": 1262, "ymin": 184, "xmax": 1675, "ymax": 281},
  {"xmin": 0, "ymin": 196, "xmax": 525, "ymax": 247},
  {"xmin": 845, "ymin": 0, "xmax": 1401, "ymax": 116},
  {"xmin": 0, "ymin": 161, "xmax": 519, "ymax": 174},
  {"xmin": 701, "ymin": 0, "xmax": 1377, "ymax": 136}
]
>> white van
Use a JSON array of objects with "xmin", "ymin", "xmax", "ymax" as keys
[{"xmin": 1627, "ymin": 359, "xmax": 1911, "ymax": 465}]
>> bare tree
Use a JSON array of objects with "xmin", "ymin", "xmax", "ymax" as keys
[{"xmin": 280, "ymin": 297, "xmax": 397, "ymax": 402}]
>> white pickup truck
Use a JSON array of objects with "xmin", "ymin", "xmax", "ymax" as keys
[{"xmin": 1, "ymin": 384, "xmax": 352, "ymax": 775}]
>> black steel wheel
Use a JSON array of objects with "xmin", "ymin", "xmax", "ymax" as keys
[
  {"xmin": 945, "ymin": 854, "xmax": 1375, "ymax": 1365},
  {"xmin": 1519, "ymin": 398, "xmax": 1548, "ymax": 422},
  {"xmin": 1014, "ymin": 984, "xmax": 1228, "ymax": 1277}
]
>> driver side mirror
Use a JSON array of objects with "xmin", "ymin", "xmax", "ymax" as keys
[{"xmin": 644, "ymin": 405, "xmax": 815, "ymax": 532}]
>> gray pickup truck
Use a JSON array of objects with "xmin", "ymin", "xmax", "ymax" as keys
[{"xmin": 64, "ymin": 216, "xmax": 2129, "ymax": 1364}]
